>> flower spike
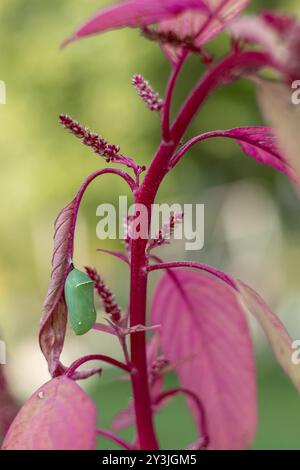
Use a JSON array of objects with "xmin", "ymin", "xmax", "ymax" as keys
[
  {"xmin": 85, "ymin": 267, "xmax": 121, "ymax": 323},
  {"xmin": 132, "ymin": 75, "xmax": 164, "ymax": 112},
  {"xmin": 59, "ymin": 114, "xmax": 143, "ymax": 178},
  {"xmin": 59, "ymin": 114, "xmax": 120, "ymax": 161},
  {"xmin": 146, "ymin": 212, "xmax": 183, "ymax": 254}
]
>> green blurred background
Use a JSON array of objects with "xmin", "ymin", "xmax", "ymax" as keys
[{"xmin": 0, "ymin": 0, "xmax": 300, "ymax": 449}]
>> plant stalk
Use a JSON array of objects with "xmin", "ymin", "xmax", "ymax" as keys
[{"xmin": 128, "ymin": 50, "xmax": 271, "ymax": 450}]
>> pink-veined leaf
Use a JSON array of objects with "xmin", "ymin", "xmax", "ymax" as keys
[
  {"xmin": 159, "ymin": 0, "xmax": 250, "ymax": 63},
  {"xmin": 212, "ymin": 127, "xmax": 298, "ymax": 183},
  {"xmin": 39, "ymin": 200, "xmax": 75, "ymax": 377},
  {"xmin": 229, "ymin": 15, "xmax": 281, "ymax": 57},
  {"xmin": 258, "ymin": 11, "xmax": 300, "ymax": 75},
  {"xmin": 263, "ymin": 11, "xmax": 300, "ymax": 78},
  {"xmin": 63, "ymin": 0, "xmax": 209, "ymax": 47},
  {"xmin": 231, "ymin": 127, "xmax": 296, "ymax": 179},
  {"xmin": 230, "ymin": 12, "xmax": 300, "ymax": 78},
  {"xmin": 257, "ymin": 80, "xmax": 300, "ymax": 183},
  {"xmin": 172, "ymin": 126, "xmax": 299, "ymax": 184},
  {"xmin": 237, "ymin": 281, "xmax": 300, "ymax": 392},
  {"xmin": 151, "ymin": 269, "xmax": 256, "ymax": 450},
  {"xmin": 2, "ymin": 377, "xmax": 97, "ymax": 450}
]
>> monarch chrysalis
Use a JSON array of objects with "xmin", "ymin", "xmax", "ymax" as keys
[{"xmin": 64, "ymin": 268, "xmax": 97, "ymax": 335}]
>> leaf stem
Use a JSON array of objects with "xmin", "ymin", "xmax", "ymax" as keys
[
  {"xmin": 96, "ymin": 428, "xmax": 134, "ymax": 450},
  {"xmin": 171, "ymin": 51, "xmax": 272, "ymax": 142},
  {"xmin": 147, "ymin": 261, "xmax": 237, "ymax": 290},
  {"xmin": 65, "ymin": 354, "xmax": 130, "ymax": 377}
]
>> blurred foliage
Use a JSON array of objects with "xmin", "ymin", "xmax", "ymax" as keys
[{"xmin": 0, "ymin": 0, "xmax": 300, "ymax": 449}]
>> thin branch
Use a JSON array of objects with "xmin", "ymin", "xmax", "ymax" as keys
[
  {"xmin": 97, "ymin": 248, "xmax": 130, "ymax": 265},
  {"xmin": 69, "ymin": 168, "xmax": 135, "ymax": 256},
  {"xmin": 162, "ymin": 51, "xmax": 188, "ymax": 143},
  {"xmin": 92, "ymin": 323, "xmax": 117, "ymax": 335},
  {"xmin": 170, "ymin": 127, "xmax": 284, "ymax": 169},
  {"xmin": 147, "ymin": 261, "xmax": 237, "ymax": 290},
  {"xmin": 170, "ymin": 131, "xmax": 215, "ymax": 168},
  {"xmin": 96, "ymin": 428, "xmax": 134, "ymax": 450},
  {"xmin": 65, "ymin": 354, "xmax": 130, "ymax": 377}
]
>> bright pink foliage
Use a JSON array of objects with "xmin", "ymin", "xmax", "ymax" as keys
[
  {"xmin": 159, "ymin": 0, "xmax": 250, "ymax": 63},
  {"xmin": 63, "ymin": 0, "xmax": 209, "ymax": 47},
  {"xmin": 151, "ymin": 270, "xmax": 257, "ymax": 449},
  {"xmin": 2, "ymin": 377, "xmax": 97, "ymax": 450},
  {"xmin": 230, "ymin": 10, "xmax": 300, "ymax": 78}
]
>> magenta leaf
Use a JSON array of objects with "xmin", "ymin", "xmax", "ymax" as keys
[
  {"xmin": 262, "ymin": 10, "xmax": 298, "ymax": 34},
  {"xmin": 238, "ymin": 281, "xmax": 300, "ymax": 392},
  {"xmin": 2, "ymin": 377, "xmax": 97, "ymax": 450},
  {"xmin": 229, "ymin": 15, "xmax": 280, "ymax": 59},
  {"xmin": 159, "ymin": 0, "xmax": 250, "ymax": 63},
  {"xmin": 230, "ymin": 12, "xmax": 300, "ymax": 79},
  {"xmin": 39, "ymin": 200, "xmax": 75, "ymax": 376},
  {"xmin": 112, "ymin": 401, "xmax": 135, "ymax": 432},
  {"xmin": 63, "ymin": 0, "xmax": 208, "ymax": 47},
  {"xmin": 221, "ymin": 127, "xmax": 298, "ymax": 182},
  {"xmin": 172, "ymin": 127, "xmax": 299, "ymax": 184},
  {"xmin": 151, "ymin": 270, "xmax": 256, "ymax": 450}
]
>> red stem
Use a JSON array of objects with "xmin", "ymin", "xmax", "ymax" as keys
[
  {"xmin": 170, "ymin": 127, "xmax": 285, "ymax": 169},
  {"xmin": 65, "ymin": 354, "xmax": 130, "ymax": 377},
  {"xmin": 96, "ymin": 428, "xmax": 133, "ymax": 450},
  {"xmin": 161, "ymin": 51, "xmax": 188, "ymax": 143},
  {"xmin": 128, "ymin": 50, "xmax": 271, "ymax": 450},
  {"xmin": 69, "ymin": 168, "xmax": 135, "ymax": 256},
  {"xmin": 147, "ymin": 261, "xmax": 237, "ymax": 290},
  {"xmin": 92, "ymin": 323, "xmax": 116, "ymax": 335},
  {"xmin": 129, "ymin": 145, "xmax": 175, "ymax": 450}
]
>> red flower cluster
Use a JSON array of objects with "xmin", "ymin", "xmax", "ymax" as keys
[
  {"xmin": 85, "ymin": 267, "xmax": 121, "ymax": 323},
  {"xmin": 59, "ymin": 114, "xmax": 120, "ymax": 161},
  {"xmin": 132, "ymin": 74, "xmax": 164, "ymax": 112}
]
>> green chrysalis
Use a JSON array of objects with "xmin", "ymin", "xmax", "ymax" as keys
[{"xmin": 64, "ymin": 268, "xmax": 96, "ymax": 335}]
